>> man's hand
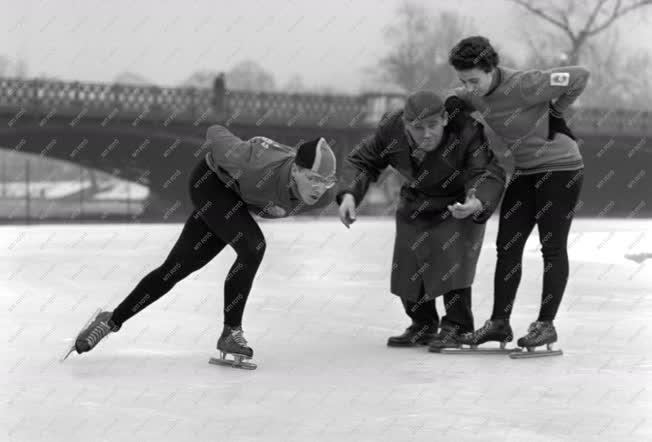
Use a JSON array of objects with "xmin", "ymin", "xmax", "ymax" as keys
[
  {"xmin": 447, "ymin": 188, "xmax": 483, "ymax": 219},
  {"xmin": 338, "ymin": 193, "xmax": 357, "ymax": 228}
]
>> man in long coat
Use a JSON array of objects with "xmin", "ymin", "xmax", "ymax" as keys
[{"xmin": 336, "ymin": 90, "xmax": 506, "ymax": 351}]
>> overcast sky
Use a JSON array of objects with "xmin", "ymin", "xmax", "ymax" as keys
[{"xmin": 3, "ymin": 0, "xmax": 650, "ymax": 92}]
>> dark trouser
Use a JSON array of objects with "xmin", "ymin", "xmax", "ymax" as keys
[
  {"xmin": 490, "ymin": 169, "xmax": 583, "ymax": 322},
  {"xmin": 401, "ymin": 285, "xmax": 474, "ymax": 333},
  {"xmin": 111, "ymin": 159, "xmax": 266, "ymax": 328}
]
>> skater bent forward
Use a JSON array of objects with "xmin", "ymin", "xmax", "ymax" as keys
[{"xmin": 66, "ymin": 126, "xmax": 338, "ymax": 367}]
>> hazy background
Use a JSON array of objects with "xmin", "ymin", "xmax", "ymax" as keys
[
  {"xmin": 1, "ymin": 0, "xmax": 651, "ymax": 222},
  {"xmin": 3, "ymin": 0, "xmax": 651, "ymax": 97}
]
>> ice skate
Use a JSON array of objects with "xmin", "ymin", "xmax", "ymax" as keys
[
  {"xmin": 209, "ymin": 325, "xmax": 257, "ymax": 370},
  {"xmin": 441, "ymin": 319, "xmax": 521, "ymax": 354},
  {"xmin": 427, "ymin": 324, "xmax": 463, "ymax": 353},
  {"xmin": 510, "ymin": 321, "xmax": 563, "ymax": 359},
  {"xmin": 61, "ymin": 309, "xmax": 120, "ymax": 361},
  {"xmin": 386, "ymin": 322, "xmax": 437, "ymax": 347}
]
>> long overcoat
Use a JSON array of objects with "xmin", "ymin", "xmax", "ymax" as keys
[{"xmin": 336, "ymin": 110, "xmax": 506, "ymax": 301}]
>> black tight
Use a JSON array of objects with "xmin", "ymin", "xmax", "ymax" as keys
[
  {"xmin": 491, "ymin": 169, "xmax": 583, "ymax": 322},
  {"xmin": 111, "ymin": 160, "xmax": 266, "ymax": 328}
]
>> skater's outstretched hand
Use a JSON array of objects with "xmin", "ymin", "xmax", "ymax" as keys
[
  {"xmin": 447, "ymin": 188, "xmax": 483, "ymax": 219},
  {"xmin": 338, "ymin": 193, "xmax": 357, "ymax": 228}
]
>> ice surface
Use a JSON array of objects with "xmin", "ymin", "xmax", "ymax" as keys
[{"xmin": 2, "ymin": 218, "xmax": 651, "ymax": 442}]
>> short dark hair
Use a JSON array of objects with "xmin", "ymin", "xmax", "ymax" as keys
[{"xmin": 448, "ymin": 36, "xmax": 499, "ymax": 73}]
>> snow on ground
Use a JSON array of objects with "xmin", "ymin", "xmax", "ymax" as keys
[
  {"xmin": 2, "ymin": 180, "xmax": 149, "ymax": 199},
  {"xmin": 1, "ymin": 217, "xmax": 651, "ymax": 442},
  {"xmin": 1, "ymin": 181, "xmax": 93, "ymax": 199},
  {"xmin": 93, "ymin": 182, "xmax": 149, "ymax": 200}
]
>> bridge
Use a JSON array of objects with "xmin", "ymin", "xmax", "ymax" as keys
[{"xmin": 0, "ymin": 77, "xmax": 650, "ymax": 220}]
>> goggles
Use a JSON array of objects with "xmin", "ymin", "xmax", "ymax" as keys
[{"xmin": 306, "ymin": 172, "xmax": 337, "ymax": 189}]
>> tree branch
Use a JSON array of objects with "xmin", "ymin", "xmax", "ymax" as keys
[
  {"xmin": 583, "ymin": 0, "xmax": 609, "ymax": 33},
  {"xmin": 588, "ymin": 0, "xmax": 652, "ymax": 36},
  {"xmin": 510, "ymin": 0, "xmax": 577, "ymax": 41},
  {"xmin": 510, "ymin": 0, "xmax": 569, "ymax": 30}
]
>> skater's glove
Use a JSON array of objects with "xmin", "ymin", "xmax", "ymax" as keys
[{"xmin": 547, "ymin": 102, "xmax": 577, "ymax": 141}]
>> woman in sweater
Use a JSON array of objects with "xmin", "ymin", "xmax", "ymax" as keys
[{"xmin": 445, "ymin": 36, "xmax": 589, "ymax": 356}]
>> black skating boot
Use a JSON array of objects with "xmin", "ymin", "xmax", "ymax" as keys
[
  {"xmin": 510, "ymin": 321, "xmax": 563, "ymax": 359},
  {"xmin": 439, "ymin": 319, "xmax": 520, "ymax": 354},
  {"xmin": 75, "ymin": 310, "xmax": 120, "ymax": 354},
  {"xmin": 428, "ymin": 324, "xmax": 463, "ymax": 353},
  {"xmin": 516, "ymin": 321, "xmax": 557, "ymax": 347},
  {"xmin": 458, "ymin": 319, "xmax": 513, "ymax": 346},
  {"xmin": 217, "ymin": 325, "xmax": 253, "ymax": 358},
  {"xmin": 387, "ymin": 322, "xmax": 437, "ymax": 347},
  {"xmin": 210, "ymin": 325, "xmax": 257, "ymax": 370}
]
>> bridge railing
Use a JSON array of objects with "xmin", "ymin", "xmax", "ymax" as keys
[
  {"xmin": 0, "ymin": 78, "xmax": 213, "ymax": 124},
  {"xmin": 1, "ymin": 77, "xmax": 650, "ymax": 135},
  {"xmin": 226, "ymin": 90, "xmax": 370, "ymax": 127}
]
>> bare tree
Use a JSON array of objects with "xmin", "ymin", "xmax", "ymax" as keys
[
  {"xmin": 0, "ymin": 55, "xmax": 29, "ymax": 78},
  {"xmin": 226, "ymin": 60, "xmax": 276, "ymax": 92},
  {"xmin": 15, "ymin": 59, "xmax": 28, "ymax": 78},
  {"xmin": 282, "ymin": 74, "xmax": 307, "ymax": 93},
  {"xmin": 513, "ymin": 1, "xmax": 652, "ymax": 109},
  {"xmin": 181, "ymin": 70, "xmax": 219, "ymax": 88},
  {"xmin": 113, "ymin": 71, "xmax": 153, "ymax": 86},
  {"xmin": 581, "ymin": 29, "xmax": 652, "ymax": 109},
  {"xmin": 510, "ymin": 0, "xmax": 652, "ymax": 65},
  {"xmin": 0, "ymin": 55, "xmax": 10, "ymax": 76},
  {"xmin": 521, "ymin": 28, "xmax": 571, "ymax": 68},
  {"xmin": 374, "ymin": 1, "xmax": 474, "ymax": 93}
]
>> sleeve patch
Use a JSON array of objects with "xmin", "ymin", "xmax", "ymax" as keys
[{"xmin": 550, "ymin": 72, "xmax": 570, "ymax": 86}]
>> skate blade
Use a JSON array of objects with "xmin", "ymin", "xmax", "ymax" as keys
[
  {"xmin": 209, "ymin": 355, "xmax": 257, "ymax": 370},
  {"xmin": 509, "ymin": 349, "xmax": 563, "ymax": 359},
  {"xmin": 440, "ymin": 347, "xmax": 521, "ymax": 355},
  {"xmin": 59, "ymin": 308, "xmax": 101, "ymax": 363},
  {"xmin": 60, "ymin": 346, "xmax": 75, "ymax": 362},
  {"xmin": 387, "ymin": 341, "xmax": 430, "ymax": 348},
  {"xmin": 428, "ymin": 344, "xmax": 461, "ymax": 353},
  {"xmin": 441, "ymin": 341, "xmax": 521, "ymax": 355}
]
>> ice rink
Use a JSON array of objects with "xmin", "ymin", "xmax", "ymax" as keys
[{"xmin": 2, "ymin": 217, "xmax": 651, "ymax": 442}]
